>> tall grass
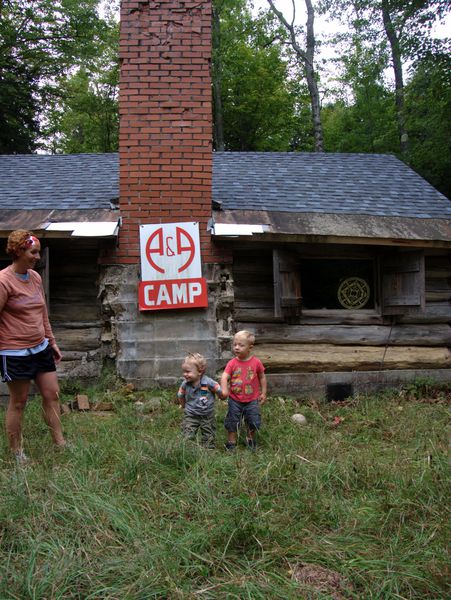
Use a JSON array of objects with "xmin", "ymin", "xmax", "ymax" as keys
[{"xmin": 0, "ymin": 382, "xmax": 449, "ymax": 599}]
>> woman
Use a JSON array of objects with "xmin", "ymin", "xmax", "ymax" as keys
[{"xmin": 0, "ymin": 230, "xmax": 66, "ymax": 463}]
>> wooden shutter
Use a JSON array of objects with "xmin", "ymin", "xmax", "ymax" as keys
[
  {"xmin": 273, "ymin": 249, "xmax": 302, "ymax": 320},
  {"xmin": 381, "ymin": 250, "xmax": 425, "ymax": 315}
]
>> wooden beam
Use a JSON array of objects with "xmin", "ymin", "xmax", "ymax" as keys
[
  {"xmin": 254, "ymin": 343, "xmax": 451, "ymax": 372},
  {"xmin": 244, "ymin": 324, "xmax": 451, "ymax": 346}
]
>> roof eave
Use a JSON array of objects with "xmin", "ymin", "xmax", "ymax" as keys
[
  {"xmin": 0, "ymin": 209, "xmax": 120, "ymax": 239},
  {"xmin": 211, "ymin": 209, "xmax": 451, "ymax": 248}
]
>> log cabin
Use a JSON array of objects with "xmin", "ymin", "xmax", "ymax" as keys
[
  {"xmin": 210, "ymin": 152, "xmax": 451, "ymax": 397},
  {"xmin": 0, "ymin": 0, "xmax": 450, "ymax": 399},
  {"xmin": 0, "ymin": 149, "xmax": 450, "ymax": 398}
]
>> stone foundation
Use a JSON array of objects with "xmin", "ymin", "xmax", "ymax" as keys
[{"xmin": 98, "ymin": 262, "xmax": 234, "ymax": 388}]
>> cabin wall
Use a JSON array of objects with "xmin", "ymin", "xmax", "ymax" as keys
[
  {"xmin": 228, "ymin": 244, "xmax": 451, "ymax": 397},
  {"xmin": 48, "ymin": 239, "xmax": 107, "ymax": 381}
]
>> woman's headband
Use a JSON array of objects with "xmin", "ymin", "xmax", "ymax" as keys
[{"xmin": 23, "ymin": 235, "xmax": 40, "ymax": 248}]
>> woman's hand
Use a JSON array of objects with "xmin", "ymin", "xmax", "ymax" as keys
[{"xmin": 51, "ymin": 344, "xmax": 63, "ymax": 364}]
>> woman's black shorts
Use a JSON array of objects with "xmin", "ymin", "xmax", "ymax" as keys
[{"xmin": 0, "ymin": 346, "xmax": 56, "ymax": 383}]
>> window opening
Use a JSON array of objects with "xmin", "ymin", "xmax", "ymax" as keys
[{"xmin": 300, "ymin": 258, "xmax": 375, "ymax": 310}]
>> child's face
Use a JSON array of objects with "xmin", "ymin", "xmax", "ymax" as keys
[
  {"xmin": 182, "ymin": 361, "xmax": 201, "ymax": 384},
  {"xmin": 232, "ymin": 334, "xmax": 253, "ymax": 360}
]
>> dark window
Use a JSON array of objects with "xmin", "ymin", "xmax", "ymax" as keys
[{"xmin": 300, "ymin": 259, "xmax": 375, "ymax": 310}]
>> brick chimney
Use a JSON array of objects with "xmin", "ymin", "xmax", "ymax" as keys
[
  {"xmin": 101, "ymin": 0, "xmax": 231, "ymax": 388},
  {"xmin": 117, "ymin": 0, "xmax": 223, "ymax": 264}
]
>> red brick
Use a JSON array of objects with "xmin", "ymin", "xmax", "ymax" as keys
[{"xmin": 115, "ymin": 1, "xmax": 217, "ymax": 265}]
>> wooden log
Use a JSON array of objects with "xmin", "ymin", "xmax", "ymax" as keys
[
  {"xmin": 242, "ymin": 323, "xmax": 451, "ymax": 346},
  {"xmin": 426, "ymin": 291, "xmax": 451, "ymax": 302},
  {"xmin": 236, "ymin": 309, "xmax": 385, "ymax": 326},
  {"xmin": 399, "ymin": 303, "xmax": 451, "ymax": 324},
  {"xmin": 53, "ymin": 321, "xmax": 102, "ymax": 329},
  {"xmin": 235, "ymin": 309, "xmax": 281, "ymax": 323},
  {"xmin": 51, "ymin": 303, "xmax": 99, "ymax": 321},
  {"xmin": 425, "ymin": 256, "xmax": 451, "ymax": 270},
  {"xmin": 253, "ymin": 343, "xmax": 451, "ymax": 373},
  {"xmin": 57, "ymin": 360, "xmax": 102, "ymax": 378},
  {"xmin": 53, "ymin": 327, "xmax": 101, "ymax": 351},
  {"xmin": 236, "ymin": 302, "xmax": 451, "ymax": 325}
]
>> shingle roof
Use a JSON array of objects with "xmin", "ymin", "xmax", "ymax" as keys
[
  {"xmin": 0, "ymin": 153, "xmax": 118, "ymax": 210},
  {"xmin": 212, "ymin": 152, "xmax": 451, "ymax": 219},
  {"xmin": 0, "ymin": 151, "xmax": 450, "ymax": 219}
]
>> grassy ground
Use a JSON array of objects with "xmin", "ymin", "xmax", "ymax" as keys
[{"xmin": 0, "ymin": 379, "xmax": 449, "ymax": 599}]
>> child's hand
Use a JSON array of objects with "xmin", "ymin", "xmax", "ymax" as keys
[{"xmin": 259, "ymin": 393, "xmax": 266, "ymax": 404}]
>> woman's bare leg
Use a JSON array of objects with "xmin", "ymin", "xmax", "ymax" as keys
[
  {"xmin": 35, "ymin": 371, "xmax": 66, "ymax": 446},
  {"xmin": 5, "ymin": 380, "xmax": 30, "ymax": 453}
]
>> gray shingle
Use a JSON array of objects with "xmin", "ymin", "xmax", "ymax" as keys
[
  {"xmin": 0, "ymin": 151, "xmax": 449, "ymax": 219},
  {"xmin": 0, "ymin": 153, "xmax": 118, "ymax": 210},
  {"xmin": 212, "ymin": 152, "xmax": 451, "ymax": 219}
]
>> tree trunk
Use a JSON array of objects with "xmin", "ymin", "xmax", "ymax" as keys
[
  {"xmin": 304, "ymin": 0, "xmax": 323, "ymax": 152},
  {"xmin": 268, "ymin": 0, "xmax": 324, "ymax": 152},
  {"xmin": 381, "ymin": 0, "xmax": 409, "ymax": 158}
]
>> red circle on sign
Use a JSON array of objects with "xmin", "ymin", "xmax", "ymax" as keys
[{"xmin": 145, "ymin": 226, "xmax": 196, "ymax": 274}]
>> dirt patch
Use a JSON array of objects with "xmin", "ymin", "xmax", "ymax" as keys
[{"xmin": 291, "ymin": 563, "xmax": 353, "ymax": 599}]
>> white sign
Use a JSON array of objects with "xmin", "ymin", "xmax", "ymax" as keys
[{"xmin": 139, "ymin": 222, "xmax": 208, "ymax": 311}]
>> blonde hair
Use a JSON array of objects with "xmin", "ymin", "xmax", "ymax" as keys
[
  {"xmin": 6, "ymin": 230, "xmax": 37, "ymax": 258},
  {"xmin": 183, "ymin": 352, "xmax": 207, "ymax": 373},
  {"xmin": 234, "ymin": 330, "xmax": 255, "ymax": 345}
]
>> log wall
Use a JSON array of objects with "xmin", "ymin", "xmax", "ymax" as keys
[
  {"xmin": 47, "ymin": 239, "xmax": 104, "ymax": 380},
  {"xmin": 231, "ymin": 246, "xmax": 451, "ymax": 387}
]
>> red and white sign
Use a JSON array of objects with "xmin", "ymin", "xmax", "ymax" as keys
[{"xmin": 139, "ymin": 222, "xmax": 208, "ymax": 311}]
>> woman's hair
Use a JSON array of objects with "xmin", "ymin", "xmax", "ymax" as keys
[
  {"xmin": 183, "ymin": 352, "xmax": 207, "ymax": 373},
  {"xmin": 234, "ymin": 330, "xmax": 255, "ymax": 345},
  {"xmin": 6, "ymin": 230, "xmax": 38, "ymax": 258}
]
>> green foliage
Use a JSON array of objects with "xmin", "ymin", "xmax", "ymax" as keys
[
  {"xmin": 1, "ymin": 0, "xmax": 449, "ymax": 194},
  {"xmin": 43, "ymin": 18, "xmax": 119, "ymax": 154},
  {"xmin": 0, "ymin": 0, "xmax": 116, "ymax": 153},
  {"xmin": 0, "ymin": 386, "xmax": 449, "ymax": 598},
  {"xmin": 320, "ymin": 0, "xmax": 449, "ymax": 64},
  {"xmin": 322, "ymin": 39, "xmax": 399, "ymax": 153},
  {"xmin": 213, "ymin": 0, "xmax": 303, "ymax": 151},
  {"xmin": 405, "ymin": 53, "xmax": 451, "ymax": 198}
]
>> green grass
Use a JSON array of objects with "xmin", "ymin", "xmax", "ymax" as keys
[{"xmin": 0, "ymin": 381, "xmax": 449, "ymax": 599}]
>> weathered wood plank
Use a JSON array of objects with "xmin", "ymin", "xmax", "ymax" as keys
[
  {"xmin": 53, "ymin": 321, "xmax": 102, "ymax": 329},
  {"xmin": 235, "ymin": 309, "xmax": 385, "ymax": 325},
  {"xmin": 236, "ymin": 302, "xmax": 451, "ymax": 325},
  {"xmin": 426, "ymin": 291, "xmax": 451, "ymax": 302},
  {"xmin": 241, "ymin": 323, "xmax": 451, "ymax": 346},
  {"xmin": 254, "ymin": 343, "xmax": 451, "ymax": 372},
  {"xmin": 235, "ymin": 288, "xmax": 273, "ymax": 302},
  {"xmin": 399, "ymin": 303, "xmax": 451, "ymax": 324},
  {"xmin": 53, "ymin": 327, "xmax": 101, "ymax": 351},
  {"xmin": 235, "ymin": 309, "xmax": 281, "ymax": 322},
  {"xmin": 51, "ymin": 303, "xmax": 99, "ymax": 321}
]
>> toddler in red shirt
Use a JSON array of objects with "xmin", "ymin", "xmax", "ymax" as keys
[{"xmin": 221, "ymin": 330, "xmax": 267, "ymax": 450}]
